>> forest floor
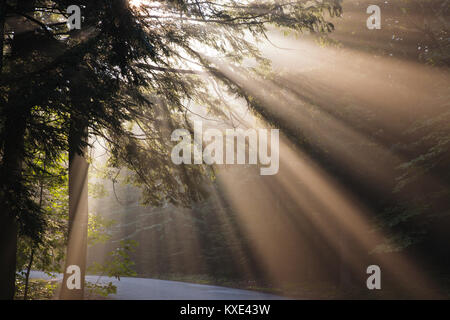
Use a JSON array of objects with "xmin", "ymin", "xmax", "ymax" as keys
[
  {"xmin": 145, "ymin": 274, "xmax": 450, "ymax": 299},
  {"xmin": 144, "ymin": 274, "xmax": 358, "ymax": 299},
  {"xmin": 21, "ymin": 271, "xmax": 285, "ymax": 300},
  {"xmin": 18, "ymin": 271, "xmax": 450, "ymax": 299}
]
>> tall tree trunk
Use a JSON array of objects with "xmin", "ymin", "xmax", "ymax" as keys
[
  {"xmin": 0, "ymin": 102, "xmax": 28, "ymax": 300},
  {"xmin": 0, "ymin": 0, "xmax": 16, "ymax": 301},
  {"xmin": 24, "ymin": 167, "xmax": 44, "ymax": 300},
  {"xmin": 0, "ymin": 214, "xmax": 18, "ymax": 300},
  {"xmin": 0, "ymin": 0, "xmax": 37, "ymax": 300},
  {"xmin": 0, "ymin": 66, "xmax": 29, "ymax": 300},
  {"xmin": 60, "ymin": 126, "xmax": 89, "ymax": 300},
  {"xmin": 0, "ymin": 0, "xmax": 6, "ymax": 72}
]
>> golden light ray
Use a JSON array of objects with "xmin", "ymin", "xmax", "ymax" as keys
[{"xmin": 215, "ymin": 132, "xmax": 441, "ymax": 297}]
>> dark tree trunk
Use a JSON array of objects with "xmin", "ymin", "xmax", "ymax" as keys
[
  {"xmin": 0, "ymin": 0, "xmax": 37, "ymax": 300},
  {"xmin": 0, "ymin": 214, "xmax": 18, "ymax": 300},
  {"xmin": 23, "ymin": 245, "xmax": 35, "ymax": 300},
  {"xmin": 0, "ymin": 0, "xmax": 15, "ymax": 301},
  {"xmin": 0, "ymin": 0, "xmax": 6, "ymax": 72},
  {"xmin": 0, "ymin": 101, "xmax": 28, "ymax": 300},
  {"xmin": 24, "ymin": 174, "xmax": 43, "ymax": 300}
]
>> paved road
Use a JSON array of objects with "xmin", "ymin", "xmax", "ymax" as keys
[{"xmin": 29, "ymin": 271, "xmax": 286, "ymax": 300}]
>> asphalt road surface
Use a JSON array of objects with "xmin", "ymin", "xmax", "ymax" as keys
[{"xmin": 29, "ymin": 271, "xmax": 286, "ymax": 300}]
